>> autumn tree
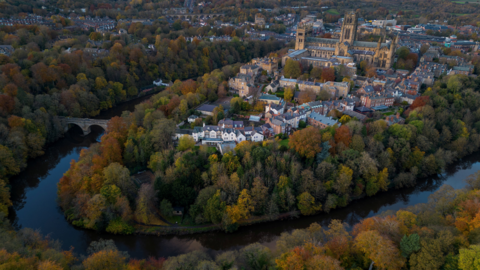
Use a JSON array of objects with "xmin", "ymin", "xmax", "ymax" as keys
[
  {"xmin": 284, "ymin": 87, "xmax": 294, "ymax": 101},
  {"xmin": 297, "ymin": 90, "xmax": 316, "ymax": 104},
  {"xmin": 289, "ymin": 127, "xmax": 322, "ymax": 159},
  {"xmin": 355, "ymin": 230, "xmax": 405, "ymax": 270},
  {"xmin": 204, "ymin": 190, "xmax": 225, "ymax": 224},
  {"xmin": 225, "ymin": 189, "xmax": 254, "ymax": 224},
  {"xmin": 459, "ymin": 245, "xmax": 480, "ymax": 270},
  {"xmin": 334, "ymin": 165, "xmax": 353, "ymax": 195},
  {"xmin": 297, "ymin": 192, "xmax": 322, "ymax": 215},
  {"xmin": 321, "ymin": 67, "xmax": 335, "ymax": 82},
  {"xmin": 177, "ymin": 135, "xmax": 195, "ymax": 151},
  {"xmin": 334, "ymin": 125, "xmax": 352, "ymax": 148},
  {"xmin": 83, "ymin": 250, "xmax": 127, "ymax": 270},
  {"xmin": 284, "ymin": 59, "xmax": 302, "ymax": 79}
]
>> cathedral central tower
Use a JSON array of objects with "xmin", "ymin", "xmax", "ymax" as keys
[{"xmin": 339, "ymin": 11, "xmax": 358, "ymax": 44}]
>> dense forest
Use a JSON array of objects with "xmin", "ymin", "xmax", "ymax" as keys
[
  {"xmin": 0, "ymin": 30, "xmax": 283, "ymax": 219},
  {"xmin": 55, "ymin": 72, "xmax": 480, "ymax": 235},
  {"xmin": 4, "ymin": 176, "xmax": 480, "ymax": 269}
]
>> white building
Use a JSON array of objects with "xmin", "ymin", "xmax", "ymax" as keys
[
  {"xmin": 188, "ymin": 115, "xmax": 199, "ymax": 123},
  {"xmin": 190, "ymin": 123, "xmax": 263, "ymax": 145}
]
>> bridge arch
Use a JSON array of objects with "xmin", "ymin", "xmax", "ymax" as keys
[{"xmin": 62, "ymin": 118, "xmax": 109, "ymax": 136}]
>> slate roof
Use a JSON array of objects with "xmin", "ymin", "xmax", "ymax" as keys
[
  {"xmin": 197, "ymin": 104, "xmax": 218, "ymax": 112},
  {"xmin": 308, "ymin": 112, "xmax": 339, "ymax": 126}
]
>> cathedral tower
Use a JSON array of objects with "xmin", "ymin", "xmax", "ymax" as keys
[
  {"xmin": 339, "ymin": 11, "xmax": 358, "ymax": 44},
  {"xmin": 295, "ymin": 27, "xmax": 306, "ymax": 50}
]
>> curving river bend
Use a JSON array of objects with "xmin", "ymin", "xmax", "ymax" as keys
[{"xmin": 8, "ymin": 97, "xmax": 480, "ymax": 259}]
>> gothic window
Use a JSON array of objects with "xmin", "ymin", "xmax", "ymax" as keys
[{"xmin": 345, "ymin": 29, "xmax": 350, "ymax": 40}]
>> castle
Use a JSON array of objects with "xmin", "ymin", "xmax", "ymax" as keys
[{"xmin": 290, "ymin": 11, "xmax": 396, "ymax": 69}]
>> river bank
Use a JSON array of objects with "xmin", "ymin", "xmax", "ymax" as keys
[
  {"xmin": 7, "ymin": 90, "xmax": 480, "ymax": 259},
  {"xmin": 9, "ymin": 128, "xmax": 479, "ymax": 259}
]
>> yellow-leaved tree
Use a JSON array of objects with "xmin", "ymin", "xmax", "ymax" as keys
[{"xmin": 226, "ymin": 189, "xmax": 254, "ymax": 224}]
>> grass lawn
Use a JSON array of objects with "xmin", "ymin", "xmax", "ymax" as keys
[
  {"xmin": 146, "ymin": 214, "xmax": 170, "ymax": 226},
  {"xmin": 326, "ymin": 9, "xmax": 339, "ymax": 15},
  {"xmin": 166, "ymin": 215, "xmax": 183, "ymax": 224},
  {"xmin": 383, "ymin": 111, "xmax": 395, "ymax": 116},
  {"xmin": 280, "ymin": 139, "xmax": 289, "ymax": 147}
]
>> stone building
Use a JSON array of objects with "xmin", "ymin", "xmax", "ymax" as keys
[
  {"xmin": 251, "ymin": 57, "xmax": 278, "ymax": 74},
  {"xmin": 228, "ymin": 73, "xmax": 256, "ymax": 97},
  {"xmin": 255, "ymin": 14, "xmax": 266, "ymax": 25},
  {"xmin": 279, "ymin": 77, "xmax": 350, "ymax": 97},
  {"xmin": 292, "ymin": 11, "xmax": 396, "ymax": 69}
]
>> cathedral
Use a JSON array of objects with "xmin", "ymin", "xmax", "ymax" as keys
[{"xmin": 294, "ymin": 11, "xmax": 397, "ymax": 69}]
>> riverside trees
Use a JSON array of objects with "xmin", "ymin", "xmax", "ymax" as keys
[{"xmin": 57, "ymin": 73, "xmax": 480, "ymax": 235}]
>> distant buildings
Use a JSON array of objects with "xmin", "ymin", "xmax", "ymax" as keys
[
  {"xmin": 0, "ymin": 45, "xmax": 14, "ymax": 56},
  {"xmin": 255, "ymin": 14, "xmax": 266, "ymax": 26},
  {"xmin": 279, "ymin": 77, "xmax": 350, "ymax": 97}
]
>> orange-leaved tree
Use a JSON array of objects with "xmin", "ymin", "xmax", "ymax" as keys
[{"xmin": 289, "ymin": 127, "xmax": 322, "ymax": 159}]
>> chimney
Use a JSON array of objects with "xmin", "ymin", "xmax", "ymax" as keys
[{"xmin": 396, "ymin": 112, "xmax": 400, "ymax": 119}]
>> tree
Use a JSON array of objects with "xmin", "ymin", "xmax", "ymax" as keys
[
  {"xmin": 321, "ymin": 67, "xmax": 335, "ymax": 82},
  {"xmin": 297, "ymin": 192, "xmax": 322, "ymax": 215},
  {"xmin": 103, "ymin": 163, "xmax": 134, "ymax": 196},
  {"xmin": 204, "ymin": 190, "xmax": 225, "ymax": 224},
  {"xmin": 334, "ymin": 126, "xmax": 352, "ymax": 148},
  {"xmin": 339, "ymin": 115, "xmax": 351, "ymax": 125},
  {"xmin": 447, "ymin": 76, "xmax": 462, "ymax": 94},
  {"xmin": 83, "ymin": 250, "xmax": 127, "ymax": 270},
  {"xmin": 225, "ymin": 189, "xmax": 254, "ymax": 224},
  {"xmin": 0, "ymin": 178, "xmax": 12, "ymax": 216},
  {"xmin": 0, "ymin": 145, "xmax": 20, "ymax": 178},
  {"xmin": 400, "ymin": 234, "xmax": 420, "ymax": 258},
  {"xmin": 334, "ymin": 165, "xmax": 353, "ymax": 195},
  {"xmin": 177, "ymin": 135, "xmax": 195, "ymax": 151},
  {"xmin": 289, "ymin": 127, "xmax": 323, "ymax": 159},
  {"xmin": 160, "ymin": 199, "xmax": 174, "ymax": 218},
  {"xmin": 377, "ymin": 168, "xmax": 389, "ymax": 192},
  {"xmin": 299, "ymin": 120, "xmax": 307, "ymax": 129},
  {"xmin": 135, "ymin": 183, "xmax": 156, "ymax": 224},
  {"xmin": 85, "ymin": 194, "xmax": 106, "ymax": 229},
  {"xmin": 250, "ymin": 177, "xmax": 268, "ymax": 214},
  {"xmin": 459, "ymin": 245, "xmax": 480, "ymax": 270},
  {"xmin": 355, "ymin": 230, "xmax": 405, "ymax": 270},
  {"xmin": 318, "ymin": 89, "xmax": 331, "ymax": 101},
  {"xmin": 310, "ymin": 67, "xmax": 322, "ymax": 79},
  {"xmin": 284, "ymin": 87, "xmax": 294, "ymax": 101},
  {"xmin": 284, "ymin": 59, "xmax": 301, "ymax": 79},
  {"xmin": 297, "ymin": 90, "xmax": 316, "ymax": 104},
  {"xmin": 351, "ymin": 134, "xmax": 365, "ymax": 152},
  {"xmin": 397, "ymin": 46, "xmax": 410, "ymax": 60}
]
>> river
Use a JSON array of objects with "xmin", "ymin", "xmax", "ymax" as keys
[{"xmin": 8, "ymin": 96, "xmax": 480, "ymax": 259}]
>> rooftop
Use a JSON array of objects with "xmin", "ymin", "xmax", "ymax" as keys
[
  {"xmin": 197, "ymin": 104, "xmax": 217, "ymax": 112},
  {"xmin": 308, "ymin": 112, "xmax": 339, "ymax": 126}
]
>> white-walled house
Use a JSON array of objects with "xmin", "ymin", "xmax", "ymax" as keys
[
  {"xmin": 251, "ymin": 130, "xmax": 264, "ymax": 142},
  {"xmin": 190, "ymin": 123, "xmax": 263, "ymax": 144},
  {"xmin": 188, "ymin": 115, "xmax": 199, "ymax": 123}
]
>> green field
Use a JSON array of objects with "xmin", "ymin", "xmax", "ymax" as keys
[
  {"xmin": 326, "ymin": 9, "xmax": 340, "ymax": 15},
  {"xmin": 280, "ymin": 139, "xmax": 289, "ymax": 147}
]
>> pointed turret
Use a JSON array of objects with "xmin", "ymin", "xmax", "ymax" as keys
[{"xmin": 377, "ymin": 37, "xmax": 382, "ymax": 49}]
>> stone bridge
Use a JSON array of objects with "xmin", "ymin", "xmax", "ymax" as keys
[
  {"xmin": 61, "ymin": 117, "xmax": 109, "ymax": 135},
  {"xmin": 165, "ymin": 13, "xmax": 225, "ymax": 20}
]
